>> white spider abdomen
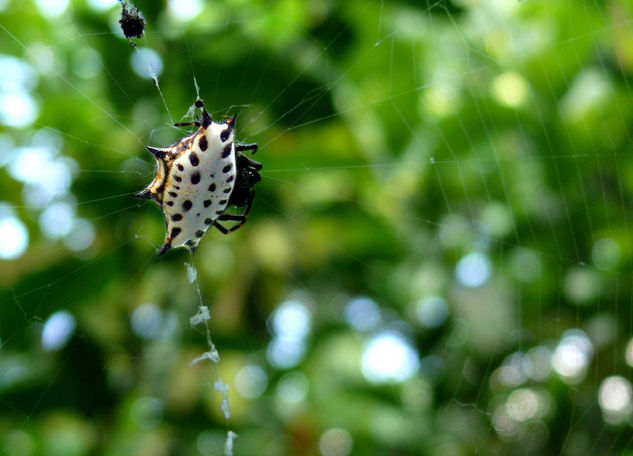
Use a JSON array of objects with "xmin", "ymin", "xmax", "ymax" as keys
[
  {"xmin": 137, "ymin": 99, "xmax": 259, "ymax": 256},
  {"xmin": 162, "ymin": 121, "xmax": 236, "ymax": 252}
]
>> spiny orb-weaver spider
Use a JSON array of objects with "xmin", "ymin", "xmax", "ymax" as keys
[{"xmin": 136, "ymin": 99, "xmax": 261, "ymax": 255}]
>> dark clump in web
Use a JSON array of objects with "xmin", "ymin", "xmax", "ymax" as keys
[{"xmin": 118, "ymin": 0, "xmax": 145, "ymax": 39}]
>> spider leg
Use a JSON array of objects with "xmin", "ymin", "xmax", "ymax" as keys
[
  {"xmin": 247, "ymin": 157, "xmax": 263, "ymax": 170},
  {"xmin": 237, "ymin": 153, "xmax": 262, "ymax": 170},
  {"xmin": 235, "ymin": 143, "xmax": 258, "ymax": 154},
  {"xmin": 213, "ymin": 221, "xmax": 229, "ymax": 235},
  {"xmin": 228, "ymin": 217, "xmax": 247, "ymax": 232},
  {"xmin": 218, "ymin": 214, "xmax": 246, "ymax": 232},
  {"xmin": 241, "ymin": 193, "xmax": 255, "ymax": 217},
  {"xmin": 158, "ymin": 240, "xmax": 172, "ymax": 256},
  {"xmin": 173, "ymin": 120, "xmax": 202, "ymax": 127},
  {"xmin": 217, "ymin": 213, "xmax": 247, "ymax": 232},
  {"xmin": 185, "ymin": 240, "xmax": 198, "ymax": 255},
  {"xmin": 218, "ymin": 193, "xmax": 255, "ymax": 232}
]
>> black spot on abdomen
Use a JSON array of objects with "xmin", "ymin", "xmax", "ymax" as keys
[
  {"xmin": 171, "ymin": 227, "xmax": 181, "ymax": 238},
  {"xmin": 191, "ymin": 172, "xmax": 200, "ymax": 184},
  {"xmin": 220, "ymin": 128, "xmax": 230, "ymax": 142},
  {"xmin": 172, "ymin": 214, "xmax": 183, "ymax": 221},
  {"xmin": 222, "ymin": 144, "xmax": 231, "ymax": 158},
  {"xmin": 195, "ymin": 230, "xmax": 204, "ymax": 238},
  {"xmin": 183, "ymin": 200, "xmax": 192, "ymax": 211},
  {"xmin": 189, "ymin": 152, "xmax": 199, "ymax": 166},
  {"xmin": 208, "ymin": 183, "xmax": 216, "ymax": 192},
  {"xmin": 199, "ymin": 136, "xmax": 208, "ymax": 151},
  {"xmin": 203, "ymin": 200, "xmax": 211, "ymax": 207},
  {"xmin": 223, "ymin": 164, "xmax": 232, "ymax": 173}
]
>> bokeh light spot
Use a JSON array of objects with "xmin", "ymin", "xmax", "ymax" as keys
[
  {"xmin": 0, "ymin": 208, "xmax": 29, "ymax": 260},
  {"xmin": 267, "ymin": 337, "xmax": 306, "ymax": 369},
  {"xmin": 35, "ymin": 0, "xmax": 69, "ymax": 18},
  {"xmin": 319, "ymin": 428, "xmax": 353, "ymax": 456},
  {"xmin": 131, "ymin": 397, "xmax": 163, "ymax": 430},
  {"xmin": 131, "ymin": 303, "xmax": 164, "ymax": 340},
  {"xmin": 39, "ymin": 201, "xmax": 76, "ymax": 239},
  {"xmin": 168, "ymin": 0, "xmax": 203, "ymax": 21},
  {"xmin": 592, "ymin": 238, "xmax": 620, "ymax": 271},
  {"xmin": 599, "ymin": 376, "xmax": 632, "ymax": 424},
  {"xmin": 456, "ymin": 252, "xmax": 492, "ymax": 288},
  {"xmin": 563, "ymin": 267, "xmax": 601, "ymax": 305},
  {"xmin": 361, "ymin": 331, "xmax": 419, "ymax": 384},
  {"xmin": 415, "ymin": 296, "xmax": 449, "ymax": 328},
  {"xmin": 277, "ymin": 372, "xmax": 309, "ymax": 404},
  {"xmin": 552, "ymin": 329, "xmax": 593, "ymax": 384},
  {"xmin": 87, "ymin": 0, "xmax": 117, "ymax": 11},
  {"xmin": 42, "ymin": 310, "xmax": 76, "ymax": 351},
  {"xmin": 130, "ymin": 48, "xmax": 163, "ymax": 79},
  {"xmin": 344, "ymin": 296, "xmax": 381, "ymax": 331},
  {"xmin": 235, "ymin": 365, "xmax": 268, "ymax": 399},
  {"xmin": 0, "ymin": 93, "xmax": 38, "ymax": 127},
  {"xmin": 491, "ymin": 71, "xmax": 529, "ymax": 108},
  {"xmin": 625, "ymin": 338, "xmax": 633, "ymax": 368},
  {"xmin": 272, "ymin": 299, "xmax": 311, "ymax": 340},
  {"xmin": 64, "ymin": 219, "xmax": 96, "ymax": 252}
]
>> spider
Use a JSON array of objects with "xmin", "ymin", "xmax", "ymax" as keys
[
  {"xmin": 118, "ymin": 0, "xmax": 145, "ymax": 39},
  {"xmin": 214, "ymin": 148, "xmax": 262, "ymax": 235},
  {"xmin": 136, "ymin": 99, "xmax": 261, "ymax": 255}
]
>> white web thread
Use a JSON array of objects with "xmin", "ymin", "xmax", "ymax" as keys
[
  {"xmin": 0, "ymin": 24, "xmax": 143, "ymax": 145},
  {"xmin": 132, "ymin": 36, "xmax": 175, "ymax": 126},
  {"xmin": 1, "ymin": 2, "xmax": 632, "ymax": 453},
  {"xmin": 5, "ymin": 8, "xmax": 237, "ymax": 446},
  {"xmin": 6, "ymin": 20, "xmax": 610, "ymax": 291},
  {"xmin": 185, "ymin": 261, "xmax": 236, "ymax": 455}
]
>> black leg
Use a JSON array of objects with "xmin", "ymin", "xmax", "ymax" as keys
[
  {"xmin": 243, "ymin": 155, "xmax": 262, "ymax": 170},
  {"xmin": 158, "ymin": 240, "xmax": 171, "ymax": 256},
  {"xmin": 250, "ymin": 159, "xmax": 263, "ymax": 171},
  {"xmin": 213, "ymin": 221, "xmax": 229, "ymax": 234},
  {"xmin": 219, "ymin": 195, "xmax": 255, "ymax": 233},
  {"xmin": 174, "ymin": 121, "xmax": 201, "ymax": 127},
  {"xmin": 217, "ymin": 214, "xmax": 247, "ymax": 233},
  {"xmin": 236, "ymin": 143, "xmax": 258, "ymax": 154},
  {"xmin": 218, "ymin": 213, "xmax": 246, "ymax": 221},
  {"xmin": 241, "ymin": 193, "xmax": 255, "ymax": 217}
]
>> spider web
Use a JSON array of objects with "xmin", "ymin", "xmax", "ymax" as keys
[{"xmin": 1, "ymin": 0, "xmax": 633, "ymax": 455}]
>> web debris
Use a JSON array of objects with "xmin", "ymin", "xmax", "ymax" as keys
[
  {"xmin": 185, "ymin": 262, "xmax": 236, "ymax": 449},
  {"xmin": 215, "ymin": 379, "xmax": 232, "ymax": 419},
  {"xmin": 118, "ymin": 0, "xmax": 146, "ymax": 41},
  {"xmin": 117, "ymin": 0, "xmax": 174, "ymax": 125},
  {"xmin": 178, "ymin": 76, "xmax": 203, "ymax": 124},
  {"xmin": 224, "ymin": 431, "xmax": 238, "ymax": 456}
]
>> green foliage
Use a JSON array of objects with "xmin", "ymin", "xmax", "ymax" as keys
[{"xmin": 1, "ymin": 0, "xmax": 633, "ymax": 455}]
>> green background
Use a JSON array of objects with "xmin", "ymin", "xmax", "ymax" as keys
[{"xmin": 2, "ymin": 0, "xmax": 633, "ymax": 454}]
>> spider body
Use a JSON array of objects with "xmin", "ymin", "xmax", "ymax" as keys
[
  {"xmin": 136, "ymin": 100, "xmax": 260, "ymax": 255},
  {"xmin": 119, "ymin": 0, "xmax": 145, "ymax": 39},
  {"xmin": 229, "ymin": 153, "xmax": 262, "ymax": 209}
]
